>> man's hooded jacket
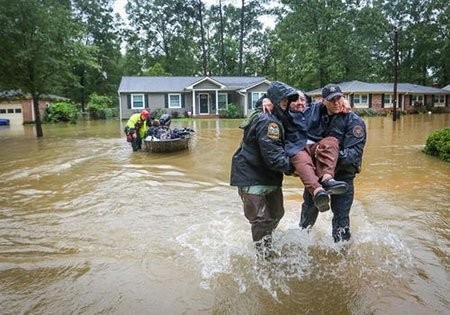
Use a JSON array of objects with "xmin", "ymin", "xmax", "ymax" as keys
[{"xmin": 230, "ymin": 81, "xmax": 297, "ymax": 187}]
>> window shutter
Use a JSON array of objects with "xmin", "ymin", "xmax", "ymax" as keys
[
  {"xmin": 181, "ymin": 94, "xmax": 185, "ymax": 108},
  {"xmin": 369, "ymin": 94, "xmax": 372, "ymax": 108},
  {"xmin": 164, "ymin": 94, "xmax": 168, "ymax": 108},
  {"xmin": 127, "ymin": 95, "xmax": 131, "ymax": 109},
  {"xmin": 409, "ymin": 95, "xmax": 412, "ymax": 106},
  {"xmin": 247, "ymin": 93, "xmax": 252, "ymax": 109},
  {"xmin": 381, "ymin": 94, "xmax": 385, "ymax": 108},
  {"xmin": 146, "ymin": 94, "xmax": 150, "ymax": 108},
  {"xmin": 350, "ymin": 94, "xmax": 354, "ymax": 107}
]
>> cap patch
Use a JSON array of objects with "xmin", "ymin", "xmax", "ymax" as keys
[
  {"xmin": 267, "ymin": 122, "xmax": 281, "ymax": 140},
  {"xmin": 353, "ymin": 125, "xmax": 365, "ymax": 138}
]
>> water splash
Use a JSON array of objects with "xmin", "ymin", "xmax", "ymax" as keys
[{"xmin": 176, "ymin": 205, "xmax": 414, "ymax": 303}]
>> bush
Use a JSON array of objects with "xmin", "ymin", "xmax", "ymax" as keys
[
  {"xmin": 151, "ymin": 108, "xmax": 166, "ymax": 119},
  {"xmin": 219, "ymin": 103, "xmax": 243, "ymax": 118},
  {"xmin": 44, "ymin": 101, "xmax": 78, "ymax": 123},
  {"xmin": 87, "ymin": 93, "xmax": 113, "ymax": 120},
  {"xmin": 353, "ymin": 108, "xmax": 379, "ymax": 117},
  {"xmin": 423, "ymin": 128, "xmax": 450, "ymax": 162}
]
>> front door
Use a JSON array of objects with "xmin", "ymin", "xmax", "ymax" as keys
[{"xmin": 199, "ymin": 94, "xmax": 209, "ymax": 114}]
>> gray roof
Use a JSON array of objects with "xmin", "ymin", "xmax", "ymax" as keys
[
  {"xmin": 118, "ymin": 76, "xmax": 267, "ymax": 93},
  {"xmin": 307, "ymin": 80, "xmax": 450, "ymax": 96},
  {"xmin": 0, "ymin": 90, "xmax": 67, "ymax": 100},
  {"xmin": 443, "ymin": 84, "xmax": 450, "ymax": 91}
]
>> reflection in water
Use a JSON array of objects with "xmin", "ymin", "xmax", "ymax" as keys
[{"xmin": 0, "ymin": 114, "xmax": 449, "ymax": 314}]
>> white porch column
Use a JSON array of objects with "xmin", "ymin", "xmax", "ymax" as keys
[
  {"xmin": 215, "ymin": 90, "xmax": 219, "ymax": 115},
  {"xmin": 192, "ymin": 89, "xmax": 196, "ymax": 116},
  {"xmin": 244, "ymin": 93, "xmax": 248, "ymax": 117},
  {"xmin": 118, "ymin": 92, "xmax": 122, "ymax": 121}
]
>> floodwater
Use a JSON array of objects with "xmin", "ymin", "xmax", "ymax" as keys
[{"xmin": 0, "ymin": 114, "xmax": 449, "ymax": 314}]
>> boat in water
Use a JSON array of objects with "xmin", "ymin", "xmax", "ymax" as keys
[
  {"xmin": 142, "ymin": 127, "xmax": 194, "ymax": 153},
  {"xmin": 143, "ymin": 136, "xmax": 192, "ymax": 153}
]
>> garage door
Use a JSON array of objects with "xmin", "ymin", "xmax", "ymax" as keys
[{"xmin": 0, "ymin": 104, "xmax": 23, "ymax": 125}]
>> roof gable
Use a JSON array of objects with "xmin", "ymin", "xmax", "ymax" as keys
[{"xmin": 186, "ymin": 77, "xmax": 225, "ymax": 89}]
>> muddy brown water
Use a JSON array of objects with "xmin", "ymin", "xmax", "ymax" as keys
[{"xmin": 0, "ymin": 114, "xmax": 449, "ymax": 314}]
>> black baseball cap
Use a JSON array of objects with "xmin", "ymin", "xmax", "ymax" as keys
[{"xmin": 322, "ymin": 84, "xmax": 343, "ymax": 101}]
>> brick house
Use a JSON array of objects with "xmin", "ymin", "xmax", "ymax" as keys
[
  {"xmin": 0, "ymin": 91, "xmax": 66, "ymax": 125},
  {"xmin": 306, "ymin": 81, "xmax": 450, "ymax": 111}
]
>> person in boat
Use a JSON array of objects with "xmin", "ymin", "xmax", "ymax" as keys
[
  {"xmin": 158, "ymin": 113, "xmax": 172, "ymax": 140},
  {"xmin": 159, "ymin": 113, "xmax": 171, "ymax": 128},
  {"xmin": 124, "ymin": 109, "xmax": 152, "ymax": 151},
  {"xmin": 230, "ymin": 81, "xmax": 297, "ymax": 258}
]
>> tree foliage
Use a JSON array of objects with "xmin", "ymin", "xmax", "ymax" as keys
[
  {"xmin": 0, "ymin": 0, "xmax": 448, "ymax": 136},
  {"xmin": 0, "ymin": 0, "xmax": 85, "ymax": 136}
]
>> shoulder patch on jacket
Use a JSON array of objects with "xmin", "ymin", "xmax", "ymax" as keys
[
  {"xmin": 267, "ymin": 122, "xmax": 280, "ymax": 140},
  {"xmin": 353, "ymin": 124, "xmax": 365, "ymax": 138}
]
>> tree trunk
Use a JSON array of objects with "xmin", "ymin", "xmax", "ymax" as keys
[
  {"xmin": 197, "ymin": 0, "xmax": 208, "ymax": 75},
  {"xmin": 239, "ymin": 0, "xmax": 245, "ymax": 75},
  {"xmin": 218, "ymin": 0, "xmax": 225, "ymax": 75},
  {"xmin": 32, "ymin": 93, "xmax": 43, "ymax": 137}
]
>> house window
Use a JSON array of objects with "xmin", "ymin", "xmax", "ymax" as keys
[
  {"xmin": 168, "ymin": 94, "xmax": 181, "ymax": 108},
  {"xmin": 251, "ymin": 92, "xmax": 265, "ymax": 109},
  {"xmin": 0, "ymin": 109, "xmax": 6, "ymax": 114},
  {"xmin": 131, "ymin": 94, "xmax": 144, "ymax": 109},
  {"xmin": 384, "ymin": 94, "xmax": 393, "ymax": 108},
  {"xmin": 412, "ymin": 95, "xmax": 424, "ymax": 105},
  {"xmin": 434, "ymin": 95, "xmax": 445, "ymax": 107},
  {"xmin": 353, "ymin": 94, "xmax": 369, "ymax": 107},
  {"xmin": 7, "ymin": 108, "xmax": 14, "ymax": 113},
  {"xmin": 218, "ymin": 93, "xmax": 228, "ymax": 109},
  {"xmin": 15, "ymin": 108, "xmax": 22, "ymax": 113}
]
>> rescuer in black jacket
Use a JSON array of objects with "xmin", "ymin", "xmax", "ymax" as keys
[
  {"xmin": 230, "ymin": 81, "xmax": 297, "ymax": 256},
  {"xmin": 299, "ymin": 84, "xmax": 367, "ymax": 242}
]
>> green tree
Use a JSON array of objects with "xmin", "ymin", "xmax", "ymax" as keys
[
  {"xmin": 273, "ymin": 0, "xmax": 349, "ymax": 88},
  {"xmin": 70, "ymin": 0, "xmax": 123, "ymax": 110},
  {"xmin": 126, "ymin": 0, "xmax": 200, "ymax": 75},
  {"xmin": 0, "ymin": 0, "xmax": 84, "ymax": 137}
]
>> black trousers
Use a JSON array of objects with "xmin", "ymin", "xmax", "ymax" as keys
[
  {"xmin": 300, "ymin": 174, "xmax": 355, "ymax": 242},
  {"xmin": 131, "ymin": 137, "xmax": 143, "ymax": 151}
]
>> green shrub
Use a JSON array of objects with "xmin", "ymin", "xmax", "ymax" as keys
[
  {"xmin": 44, "ymin": 101, "xmax": 78, "ymax": 123},
  {"xmin": 219, "ymin": 103, "xmax": 243, "ymax": 118},
  {"xmin": 354, "ymin": 108, "xmax": 379, "ymax": 117},
  {"xmin": 423, "ymin": 128, "xmax": 450, "ymax": 162},
  {"xmin": 151, "ymin": 108, "xmax": 166, "ymax": 119},
  {"xmin": 87, "ymin": 93, "xmax": 113, "ymax": 120}
]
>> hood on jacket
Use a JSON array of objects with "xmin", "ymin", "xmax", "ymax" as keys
[{"xmin": 267, "ymin": 81, "xmax": 298, "ymax": 106}]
